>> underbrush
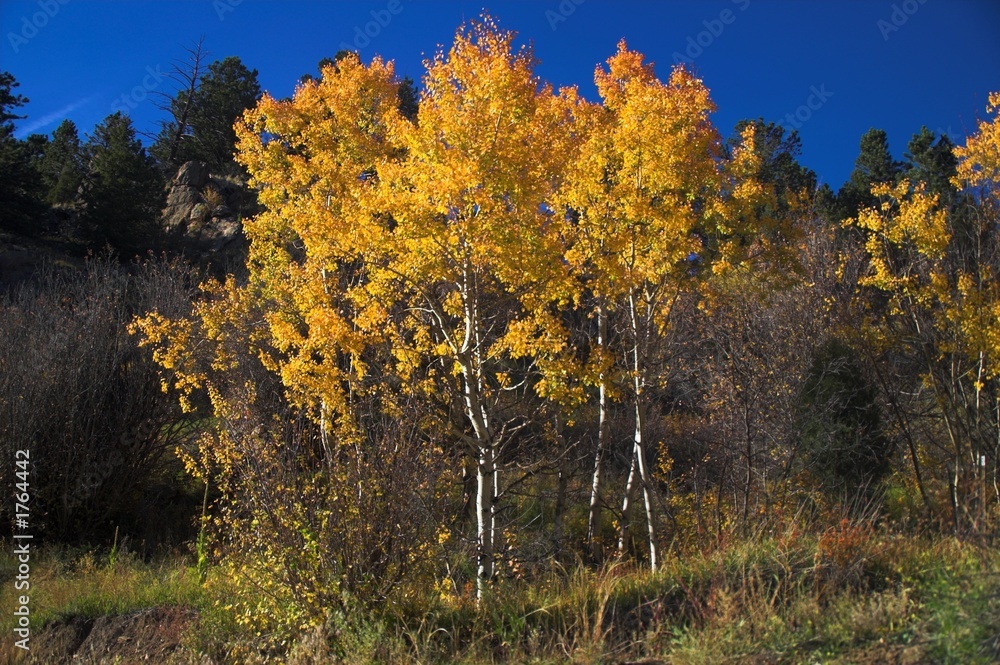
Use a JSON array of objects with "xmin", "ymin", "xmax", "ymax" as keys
[{"xmin": 5, "ymin": 524, "xmax": 998, "ymax": 664}]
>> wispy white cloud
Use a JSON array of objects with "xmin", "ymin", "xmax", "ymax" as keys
[{"xmin": 14, "ymin": 95, "xmax": 99, "ymax": 138}]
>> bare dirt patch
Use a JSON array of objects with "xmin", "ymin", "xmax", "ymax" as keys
[{"xmin": 13, "ymin": 606, "xmax": 197, "ymax": 665}]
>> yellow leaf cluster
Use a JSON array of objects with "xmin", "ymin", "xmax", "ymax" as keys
[
  {"xmin": 140, "ymin": 17, "xmax": 814, "ymax": 458},
  {"xmin": 953, "ymin": 92, "xmax": 1000, "ymax": 189},
  {"xmin": 850, "ymin": 91, "xmax": 1000, "ymax": 380}
]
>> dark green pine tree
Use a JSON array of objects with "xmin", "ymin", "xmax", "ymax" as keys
[
  {"xmin": 397, "ymin": 76, "xmax": 419, "ymax": 123},
  {"xmin": 81, "ymin": 112, "xmax": 164, "ymax": 255},
  {"xmin": 836, "ymin": 128, "xmax": 904, "ymax": 220},
  {"xmin": 0, "ymin": 71, "xmax": 26, "ymax": 127},
  {"xmin": 799, "ymin": 339, "xmax": 892, "ymax": 504},
  {"xmin": 183, "ymin": 56, "xmax": 261, "ymax": 169},
  {"xmin": 814, "ymin": 182, "xmax": 840, "ymax": 225},
  {"xmin": 153, "ymin": 56, "xmax": 261, "ymax": 172},
  {"xmin": 0, "ymin": 71, "xmax": 46, "ymax": 233},
  {"xmin": 904, "ymin": 127, "xmax": 958, "ymax": 204},
  {"xmin": 38, "ymin": 119, "xmax": 85, "ymax": 205}
]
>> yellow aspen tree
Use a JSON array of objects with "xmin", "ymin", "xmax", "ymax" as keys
[
  {"xmin": 556, "ymin": 42, "xmax": 780, "ymax": 568},
  {"xmin": 142, "ymin": 20, "xmax": 579, "ymax": 603},
  {"xmin": 136, "ymin": 53, "xmax": 429, "ymax": 627},
  {"xmin": 850, "ymin": 93, "xmax": 1000, "ymax": 526},
  {"xmin": 239, "ymin": 24, "xmax": 576, "ymax": 599},
  {"xmin": 366, "ymin": 18, "xmax": 577, "ymax": 598},
  {"xmin": 946, "ymin": 92, "xmax": 1000, "ymax": 520},
  {"xmin": 951, "ymin": 93, "xmax": 1000, "ymax": 382},
  {"xmin": 233, "ymin": 52, "xmax": 403, "ymax": 439},
  {"xmin": 560, "ymin": 42, "xmax": 711, "ymax": 570},
  {"xmin": 852, "ymin": 181, "xmax": 972, "ymax": 526}
]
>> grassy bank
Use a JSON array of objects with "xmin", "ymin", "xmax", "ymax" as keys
[{"xmin": 3, "ymin": 524, "xmax": 998, "ymax": 664}]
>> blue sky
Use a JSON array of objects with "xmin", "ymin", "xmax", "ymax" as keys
[{"xmin": 2, "ymin": 0, "xmax": 998, "ymax": 188}]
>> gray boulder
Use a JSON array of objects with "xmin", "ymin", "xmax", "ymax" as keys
[{"xmin": 172, "ymin": 160, "xmax": 209, "ymax": 189}]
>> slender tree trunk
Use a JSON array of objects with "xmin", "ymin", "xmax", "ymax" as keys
[
  {"xmin": 587, "ymin": 303, "xmax": 609, "ymax": 557},
  {"xmin": 476, "ymin": 440, "xmax": 495, "ymax": 598},
  {"xmin": 619, "ymin": 292, "xmax": 658, "ymax": 570},
  {"xmin": 462, "ymin": 359, "xmax": 496, "ymax": 600},
  {"xmin": 166, "ymin": 38, "xmax": 204, "ymax": 166},
  {"xmin": 463, "ymin": 363, "xmax": 495, "ymax": 599},
  {"xmin": 927, "ymin": 362, "xmax": 963, "ymax": 533},
  {"xmin": 618, "ymin": 449, "xmax": 638, "ymax": 555},
  {"xmin": 993, "ymin": 395, "xmax": 1000, "ymax": 507},
  {"xmin": 863, "ymin": 343, "xmax": 931, "ymax": 514},
  {"xmin": 456, "ymin": 264, "xmax": 498, "ymax": 601},
  {"xmin": 633, "ymin": 386, "xmax": 658, "ymax": 570},
  {"xmin": 742, "ymin": 402, "xmax": 753, "ymax": 527}
]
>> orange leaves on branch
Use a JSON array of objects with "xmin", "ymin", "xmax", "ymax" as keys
[
  {"xmin": 376, "ymin": 17, "xmax": 575, "ymax": 299},
  {"xmin": 850, "ymin": 91, "xmax": 1000, "ymax": 380},
  {"xmin": 559, "ymin": 42, "xmax": 719, "ymax": 308},
  {"xmin": 852, "ymin": 181, "xmax": 949, "ymax": 298},
  {"xmin": 950, "ymin": 91, "xmax": 1000, "ymax": 378},
  {"xmin": 954, "ymin": 92, "xmax": 1000, "ymax": 190},
  {"xmin": 141, "ymin": 16, "xmax": 806, "ymax": 452}
]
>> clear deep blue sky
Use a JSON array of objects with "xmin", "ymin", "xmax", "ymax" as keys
[{"xmin": 1, "ymin": 0, "xmax": 998, "ymax": 188}]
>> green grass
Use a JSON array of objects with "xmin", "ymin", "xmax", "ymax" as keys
[
  {"xmin": 920, "ymin": 562, "xmax": 1000, "ymax": 662},
  {"xmin": 3, "ymin": 530, "xmax": 998, "ymax": 664},
  {"xmin": 0, "ymin": 546, "xmax": 205, "ymax": 633}
]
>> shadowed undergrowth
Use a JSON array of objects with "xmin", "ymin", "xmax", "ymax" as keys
[{"xmin": 3, "ymin": 525, "xmax": 998, "ymax": 664}]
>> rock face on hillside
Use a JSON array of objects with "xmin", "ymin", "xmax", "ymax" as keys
[{"xmin": 162, "ymin": 161, "xmax": 254, "ymax": 269}]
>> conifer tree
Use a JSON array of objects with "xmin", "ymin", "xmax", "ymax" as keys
[
  {"xmin": 39, "ymin": 119, "xmax": 84, "ymax": 205},
  {"xmin": 81, "ymin": 112, "xmax": 164, "ymax": 254}
]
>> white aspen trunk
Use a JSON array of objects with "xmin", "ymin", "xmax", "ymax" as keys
[
  {"xmin": 476, "ymin": 438, "xmax": 495, "ymax": 599},
  {"xmin": 619, "ymin": 292, "xmax": 658, "ymax": 569},
  {"xmin": 461, "ymin": 358, "xmax": 495, "ymax": 600},
  {"xmin": 993, "ymin": 395, "xmax": 1000, "ymax": 507},
  {"xmin": 618, "ymin": 448, "xmax": 638, "ymax": 555},
  {"xmin": 461, "ymin": 280, "xmax": 498, "ymax": 599},
  {"xmin": 460, "ymin": 357, "xmax": 496, "ymax": 600},
  {"xmin": 491, "ymin": 462, "xmax": 498, "ymax": 573},
  {"xmin": 455, "ymin": 262, "xmax": 498, "ymax": 600},
  {"xmin": 633, "ymin": 385, "xmax": 658, "ymax": 571},
  {"xmin": 587, "ymin": 303, "xmax": 609, "ymax": 556}
]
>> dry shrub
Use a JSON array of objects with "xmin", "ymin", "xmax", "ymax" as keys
[{"xmin": 0, "ymin": 257, "xmax": 195, "ymax": 543}]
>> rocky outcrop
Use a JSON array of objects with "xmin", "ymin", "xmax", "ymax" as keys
[
  {"xmin": 161, "ymin": 161, "xmax": 254, "ymax": 269},
  {"xmin": 173, "ymin": 160, "xmax": 210, "ymax": 188}
]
